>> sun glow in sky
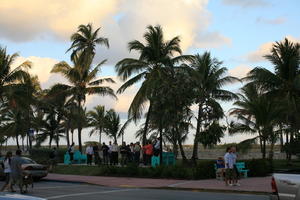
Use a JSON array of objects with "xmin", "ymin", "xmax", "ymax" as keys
[{"xmin": 1, "ymin": 0, "xmax": 300, "ymax": 145}]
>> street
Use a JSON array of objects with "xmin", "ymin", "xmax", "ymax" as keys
[{"xmin": 0, "ymin": 181, "xmax": 271, "ymax": 200}]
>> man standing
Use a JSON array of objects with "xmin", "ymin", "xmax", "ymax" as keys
[
  {"xmin": 68, "ymin": 142, "xmax": 75, "ymax": 164},
  {"xmin": 11, "ymin": 150, "xmax": 24, "ymax": 194},
  {"xmin": 108, "ymin": 141, "xmax": 113, "ymax": 165},
  {"xmin": 86, "ymin": 144, "xmax": 94, "ymax": 165},
  {"xmin": 224, "ymin": 147, "xmax": 234, "ymax": 186},
  {"xmin": 101, "ymin": 142, "xmax": 109, "ymax": 165},
  {"xmin": 133, "ymin": 142, "xmax": 141, "ymax": 164},
  {"xmin": 231, "ymin": 146, "xmax": 240, "ymax": 186}
]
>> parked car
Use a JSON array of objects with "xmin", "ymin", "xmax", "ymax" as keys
[
  {"xmin": 271, "ymin": 170, "xmax": 300, "ymax": 200},
  {"xmin": 0, "ymin": 157, "xmax": 48, "ymax": 180}
]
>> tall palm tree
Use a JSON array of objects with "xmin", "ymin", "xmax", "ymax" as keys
[
  {"xmin": 67, "ymin": 23, "xmax": 109, "ymax": 62},
  {"xmin": 115, "ymin": 25, "xmax": 191, "ymax": 145},
  {"xmin": 246, "ymin": 38, "xmax": 300, "ymax": 159},
  {"xmin": 87, "ymin": 105, "xmax": 106, "ymax": 144},
  {"xmin": 229, "ymin": 83, "xmax": 283, "ymax": 159},
  {"xmin": 51, "ymin": 52, "xmax": 116, "ymax": 152},
  {"xmin": 189, "ymin": 52, "xmax": 238, "ymax": 162}
]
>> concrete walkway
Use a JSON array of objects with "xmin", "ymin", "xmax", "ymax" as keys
[{"xmin": 44, "ymin": 174, "xmax": 272, "ymax": 193}]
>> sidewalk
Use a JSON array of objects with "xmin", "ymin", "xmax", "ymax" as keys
[{"xmin": 44, "ymin": 173, "xmax": 272, "ymax": 194}]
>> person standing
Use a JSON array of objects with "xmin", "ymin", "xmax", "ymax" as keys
[
  {"xmin": 1, "ymin": 151, "xmax": 14, "ymax": 192},
  {"xmin": 68, "ymin": 142, "xmax": 75, "ymax": 164},
  {"xmin": 49, "ymin": 147, "xmax": 57, "ymax": 172},
  {"xmin": 231, "ymin": 146, "xmax": 240, "ymax": 186},
  {"xmin": 108, "ymin": 141, "xmax": 113, "ymax": 165},
  {"xmin": 153, "ymin": 138, "xmax": 160, "ymax": 156},
  {"xmin": 120, "ymin": 142, "xmax": 128, "ymax": 166},
  {"xmin": 133, "ymin": 142, "xmax": 141, "ymax": 164},
  {"xmin": 111, "ymin": 142, "xmax": 119, "ymax": 165},
  {"xmin": 101, "ymin": 142, "xmax": 109, "ymax": 165},
  {"xmin": 93, "ymin": 144, "xmax": 100, "ymax": 165},
  {"xmin": 10, "ymin": 150, "xmax": 24, "ymax": 194},
  {"xmin": 143, "ymin": 141, "xmax": 153, "ymax": 166},
  {"xmin": 86, "ymin": 144, "xmax": 94, "ymax": 165},
  {"xmin": 224, "ymin": 147, "xmax": 235, "ymax": 186}
]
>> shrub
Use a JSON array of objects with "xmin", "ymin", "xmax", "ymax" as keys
[
  {"xmin": 244, "ymin": 159, "xmax": 272, "ymax": 177},
  {"xmin": 29, "ymin": 148, "xmax": 67, "ymax": 164}
]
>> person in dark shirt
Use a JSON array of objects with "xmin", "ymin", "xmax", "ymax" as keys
[
  {"xmin": 101, "ymin": 142, "xmax": 109, "ymax": 165},
  {"xmin": 120, "ymin": 142, "xmax": 129, "ymax": 166},
  {"xmin": 93, "ymin": 144, "xmax": 100, "ymax": 165}
]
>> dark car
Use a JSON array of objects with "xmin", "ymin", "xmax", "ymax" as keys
[{"xmin": 0, "ymin": 157, "xmax": 48, "ymax": 180}]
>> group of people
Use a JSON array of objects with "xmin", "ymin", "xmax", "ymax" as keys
[
  {"xmin": 79, "ymin": 138, "xmax": 161, "ymax": 166},
  {"xmin": 215, "ymin": 146, "xmax": 240, "ymax": 186},
  {"xmin": 1, "ymin": 150, "xmax": 27, "ymax": 193}
]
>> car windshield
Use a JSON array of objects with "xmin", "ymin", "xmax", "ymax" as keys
[{"xmin": 21, "ymin": 157, "xmax": 37, "ymax": 164}]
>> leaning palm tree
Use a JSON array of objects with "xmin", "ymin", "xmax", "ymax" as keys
[
  {"xmin": 51, "ymin": 52, "xmax": 116, "ymax": 152},
  {"xmin": 115, "ymin": 25, "xmax": 191, "ymax": 145},
  {"xmin": 67, "ymin": 23, "xmax": 109, "ymax": 62},
  {"xmin": 189, "ymin": 52, "xmax": 238, "ymax": 162},
  {"xmin": 87, "ymin": 105, "xmax": 106, "ymax": 144},
  {"xmin": 0, "ymin": 46, "xmax": 31, "ymax": 103}
]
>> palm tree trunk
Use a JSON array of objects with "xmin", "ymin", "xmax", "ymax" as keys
[
  {"xmin": 191, "ymin": 103, "xmax": 202, "ymax": 163},
  {"xmin": 178, "ymin": 138, "xmax": 187, "ymax": 161},
  {"xmin": 66, "ymin": 128, "xmax": 70, "ymax": 147},
  {"xmin": 78, "ymin": 127, "xmax": 82, "ymax": 152},
  {"xmin": 16, "ymin": 134, "xmax": 20, "ymax": 149},
  {"xmin": 142, "ymin": 103, "xmax": 152, "ymax": 145},
  {"xmin": 71, "ymin": 129, "xmax": 74, "ymax": 143},
  {"xmin": 99, "ymin": 131, "xmax": 102, "ymax": 145},
  {"xmin": 49, "ymin": 135, "xmax": 53, "ymax": 148},
  {"xmin": 159, "ymin": 125, "xmax": 163, "ymax": 166},
  {"xmin": 262, "ymin": 139, "xmax": 266, "ymax": 159}
]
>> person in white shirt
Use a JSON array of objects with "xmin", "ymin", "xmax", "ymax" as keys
[
  {"xmin": 1, "ymin": 151, "xmax": 14, "ymax": 192},
  {"xmin": 86, "ymin": 144, "xmax": 94, "ymax": 165},
  {"xmin": 111, "ymin": 142, "xmax": 119, "ymax": 165},
  {"xmin": 224, "ymin": 147, "xmax": 234, "ymax": 186}
]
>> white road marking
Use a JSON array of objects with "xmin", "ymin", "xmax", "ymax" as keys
[
  {"xmin": 34, "ymin": 185, "xmax": 90, "ymax": 190},
  {"xmin": 168, "ymin": 181, "xmax": 195, "ymax": 187},
  {"xmin": 46, "ymin": 188, "xmax": 137, "ymax": 199}
]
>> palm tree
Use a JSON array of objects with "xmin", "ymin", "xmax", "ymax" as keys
[
  {"xmin": 246, "ymin": 38, "xmax": 300, "ymax": 160},
  {"xmin": 102, "ymin": 109, "xmax": 130, "ymax": 143},
  {"xmin": 51, "ymin": 52, "xmax": 116, "ymax": 152},
  {"xmin": 189, "ymin": 52, "xmax": 238, "ymax": 162},
  {"xmin": 115, "ymin": 25, "xmax": 191, "ymax": 145},
  {"xmin": 0, "ymin": 46, "xmax": 31, "ymax": 103},
  {"xmin": 67, "ymin": 23, "xmax": 109, "ymax": 62},
  {"xmin": 229, "ymin": 83, "xmax": 283, "ymax": 159},
  {"xmin": 87, "ymin": 105, "xmax": 106, "ymax": 144}
]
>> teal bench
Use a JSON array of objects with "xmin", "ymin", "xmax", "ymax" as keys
[{"xmin": 235, "ymin": 162, "xmax": 249, "ymax": 178}]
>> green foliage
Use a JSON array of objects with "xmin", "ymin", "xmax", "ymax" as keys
[
  {"xmin": 29, "ymin": 148, "xmax": 67, "ymax": 164},
  {"xmin": 244, "ymin": 159, "xmax": 272, "ymax": 177}
]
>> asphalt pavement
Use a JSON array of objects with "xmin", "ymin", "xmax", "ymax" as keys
[{"xmin": 0, "ymin": 181, "xmax": 271, "ymax": 200}]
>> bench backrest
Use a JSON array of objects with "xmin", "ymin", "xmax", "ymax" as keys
[{"xmin": 235, "ymin": 162, "xmax": 245, "ymax": 169}]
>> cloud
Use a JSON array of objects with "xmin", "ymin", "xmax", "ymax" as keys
[
  {"xmin": 0, "ymin": 0, "xmax": 118, "ymax": 41},
  {"xmin": 195, "ymin": 31, "xmax": 232, "ymax": 48},
  {"xmin": 246, "ymin": 36, "xmax": 300, "ymax": 62},
  {"xmin": 222, "ymin": 0, "xmax": 269, "ymax": 8},
  {"xmin": 256, "ymin": 17, "xmax": 286, "ymax": 25},
  {"xmin": 0, "ymin": 0, "xmax": 231, "ymax": 65},
  {"xmin": 228, "ymin": 65, "xmax": 252, "ymax": 79},
  {"xmin": 12, "ymin": 56, "xmax": 66, "ymax": 89},
  {"xmin": 85, "ymin": 76, "xmax": 137, "ymax": 115}
]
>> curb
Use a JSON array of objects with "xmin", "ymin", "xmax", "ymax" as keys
[{"xmin": 42, "ymin": 179, "xmax": 272, "ymax": 196}]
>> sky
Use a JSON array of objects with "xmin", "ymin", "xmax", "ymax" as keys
[{"xmin": 1, "ymin": 0, "xmax": 300, "ymax": 145}]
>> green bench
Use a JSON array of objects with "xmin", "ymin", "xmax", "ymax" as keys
[
  {"xmin": 214, "ymin": 162, "xmax": 249, "ymax": 179},
  {"xmin": 235, "ymin": 162, "xmax": 249, "ymax": 178}
]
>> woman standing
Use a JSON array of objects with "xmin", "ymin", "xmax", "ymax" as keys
[{"xmin": 1, "ymin": 151, "xmax": 14, "ymax": 192}]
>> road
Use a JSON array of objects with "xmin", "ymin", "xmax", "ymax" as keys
[{"xmin": 1, "ymin": 181, "xmax": 271, "ymax": 200}]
